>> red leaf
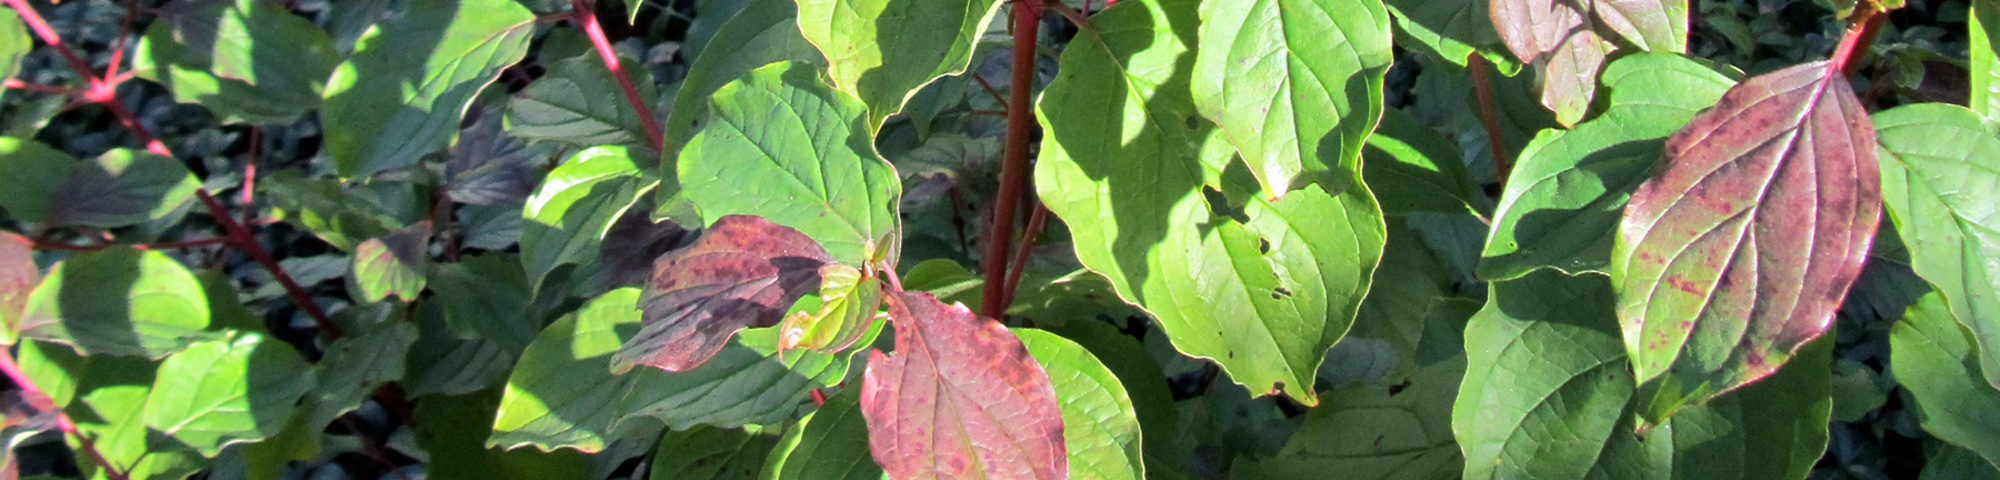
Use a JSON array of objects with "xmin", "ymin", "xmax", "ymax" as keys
[
  {"xmin": 610, "ymin": 215, "xmax": 831, "ymax": 373},
  {"xmin": 0, "ymin": 233, "xmax": 37, "ymax": 334},
  {"xmin": 860, "ymin": 291, "xmax": 1065, "ymax": 480},
  {"xmin": 1613, "ymin": 61, "xmax": 1879, "ymax": 421}
]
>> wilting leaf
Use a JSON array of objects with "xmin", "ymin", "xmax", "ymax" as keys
[
  {"xmin": 1488, "ymin": 0, "xmax": 1688, "ymax": 124},
  {"xmin": 1035, "ymin": 0, "xmax": 1385, "ymax": 404},
  {"xmin": 0, "ymin": 232, "xmax": 36, "ymax": 345},
  {"xmin": 655, "ymin": 0, "xmax": 824, "ymax": 226},
  {"xmin": 1973, "ymin": 0, "xmax": 2000, "ymax": 120},
  {"xmin": 860, "ymin": 290, "xmax": 1065, "ymax": 480},
  {"xmin": 1454, "ymin": 270, "xmax": 1831, "ymax": 480},
  {"xmin": 1479, "ymin": 53, "xmax": 1736, "ymax": 281},
  {"xmin": 762, "ymin": 386, "xmax": 883, "ymax": 480},
  {"xmin": 677, "ymin": 61, "xmax": 901, "ymax": 266},
  {"xmin": 491, "ymin": 288, "xmax": 868, "ymax": 453},
  {"xmin": 1236, "ymin": 358, "xmax": 1464, "ymax": 479},
  {"xmin": 132, "ymin": 0, "xmax": 340, "ymax": 124},
  {"xmin": 1611, "ymin": 61, "xmax": 1878, "ymax": 424},
  {"xmin": 19, "ymin": 248, "xmax": 213, "ymax": 358},
  {"xmin": 522, "ymin": 147, "xmax": 650, "ymax": 297},
  {"xmin": 1874, "ymin": 103, "xmax": 2000, "ymax": 390},
  {"xmin": 1016, "ymin": 329, "xmax": 1145, "ymax": 480},
  {"xmin": 612, "ymin": 215, "xmax": 831, "ymax": 373},
  {"xmin": 1893, "ymin": 292, "xmax": 2000, "ymax": 467},
  {"xmin": 349, "ymin": 221, "xmax": 431, "ymax": 302},
  {"xmin": 144, "ymin": 333, "xmax": 313, "ymax": 457},
  {"xmin": 322, "ymin": 0, "xmax": 534, "ymax": 179},
  {"xmin": 1192, "ymin": 0, "xmax": 1392, "ymax": 198},
  {"xmin": 793, "ymin": 0, "xmax": 1004, "ymax": 126},
  {"xmin": 507, "ymin": 52, "xmax": 660, "ymax": 151}
]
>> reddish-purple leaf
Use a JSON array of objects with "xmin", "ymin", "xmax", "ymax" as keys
[
  {"xmin": 1491, "ymin": 0, "xmax": 1687, "ymax": 124},
  {"xmin": 609, "ymin": 215, "xmax": 831, "ymax": 374},
  {"xmin": 860, "ymin": 290, "xmax": 1065, "ymax": 480},
  {"xmin": 0, "ymin": 232, "xmax": 37, "ymax": 340},
  {"xmin": 1611, "ymin": 61, "xmax": 1879, "ymax": 424}
]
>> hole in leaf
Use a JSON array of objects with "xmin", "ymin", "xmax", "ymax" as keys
[
  {"xmin": 1201, "ymin": 186, "xmax": 1250, "ymax": 223},
  {"xmin": 1258, "ymin": 237, "xmax": 1271, "ymax": 254},
  {"xmin": 1185, "ymin": 116, "xmax": 1200, "ymax": 130}
]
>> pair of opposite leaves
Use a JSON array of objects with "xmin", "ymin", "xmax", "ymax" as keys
[{"xmin": 606, "ymin": 215, "xmax": 1070, "ymax": 479}]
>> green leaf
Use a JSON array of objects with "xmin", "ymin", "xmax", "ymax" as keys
[
  {"xmin": 491, "ymin": 288, "xmax": 869, "ymax": 453},
  {"xmin": 20, "ymin": 248, "xmax": 213, "ymax": 358},
  {"xmin": 404, "ymin": 300, "xmax": 516, "ymax": 398},
  {"xmin": 258, "ymin": 170, "xmax": 400, "ymax": 251},
  {"xmin": 1479, "ymin": 53, "xmax": 1735, "ymax": 281},
  {"xmin": 0, "ymin": 141, "xmax": 200, "ymax": 229},
  {"xmin": 1892, "ymin": 292, "xmax": 2000, "ymax": 468},
  {"xmin": 1235, "ymin": 358, "xmax": 1463, "ymax": 479},
  {"xmin": 432, "ymin": 254, "xmax": 538, "ymax": 354},
  {"xmin": 0, "ymin": 10, "xmax": 28, "ymax": 85},
  {"xmin": 1874, "ymin": 103, "xmax": 2000, "ymax": 390},
  {"xmin": 1034, "ymin": 0, "xmax": 1385, "ymax": 405},
  {"xmin": 1363, "ymin": 108, "xmax": 1480, "ymax": 217},
  {"xmin": 1381, "ymin": 0, "xmax": 1510, "ymax": 72},
  {"xmin": 418, "ymin": 388, "xmax": 594, "ymax": 480},
  {"xmin": 73, "ymin": 385, "xmax": 204, "ymax": 480},
  {"xmin": 1192, "ymin": 0, "xmax": 1391, "ymax": 198},
  {"xmin": 678, "ymin": 61, "xmax": 902, "ymax": 266},
  {"xmin": 1612, "ymin": 61, "xmax": 1879, "ymax": 425},
  {"xmin": 133, "ymin": 0, "xmax": 340, "ymax": 124},
  {"xmin": 1972, "ymin": 0, "xmax": 2000, "ymax": 121},
  {"xmin": 1453, "ymin": 270, "xmax": 1831, "ymax": 480},
  {"xmin": 778, "ymin": 264, "xmax": 884, "ymax": 355},
  {"xmin": 656, "ymin": 0, "xmax": 825, "ymax": 226},
  {"xmin": 0, "ymin": 232, "xmax": 38, "ymax": 345},
  {"xmin": 321, "ymin": 0, "xmax": 534, "ymax": 180},
  {"xmin": 302, "ymin": 322, "xmax": 417, "ymax": 430},
  {"xmin": 144, "ymin": 333, "xmax": 313, "ymax": 457},
  {"xmin": 1016, "ymin": 329, "xmax": 1145, "ymax": 480},
  {"xmin": 649, "ymin": 425, "xmax": 779, "ymax": 480},
  {"xmin": 761, "ymin": 386, "xmax": 883, "ymax": 480},
  {"xmin": 349, "ymin": 221, "xmax": 432, "ymax": 303},
  {"xmin": 793, "ymin": 0, "xmax": 1003, "ymax": 127},
  {"xmin": 522, "ymin": 146, "xmax": 650, "ymax": 297},
  {"xmin": 1923, "ymin": 443, "xmax": 2000, "ymax": 480},
  {"xmin": 507, "ymin": 52, "xmax": 660, "ymax": 150}
]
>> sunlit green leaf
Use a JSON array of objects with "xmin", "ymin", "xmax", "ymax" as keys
[
  {"xmin": 1893, "ymin": 292, "xmax": 2000, "ymax": 468},
  {"xmin": 793, "ymin": 0, "xmax": 1002, "ymax": 126},
  {"xmin": 1875, "ymin": 103, "xmax": 2000, "ymax": 390},
  {"xmin": 1034, "ymin": 0, "xmax": 1384, "ymax": 404},
  {"xmin": 1363, "ymin": 108, "xmax": 1480, "ymax": 217},
  {"xmin": 1972, "ymin": 0, "xmax": 2000, "ymax": 121},
  {"xmin": 322, "ymin": 0, "xmax": 535, "ymax": 179},
  {"xmin": 1192, "ymin": 0, "xmax": 1391, "ymax": 198},
  {"xmin": 761, "ymin": 386, "xmax": 883, "ymax": 480},
  {"xmin": 1016, "ymin": 329, "xmax": 1145, "ymax": 480},
  {"xmin": 678, "ymin": 61, "xmax": 901, "ymax": 266},
  {"xmin": 133, "ymin": 0, "xmax": 340, "ymax": 124},
  {"xmin": 144, "ymin": 333, "xmax": 313, "ymax": 457},
  {"xmin": 522, "ymin": 146, "xmax": 650, "ymax": 297},
  {"xmin": 19, "ymin": 248, "xmax": 213, "ymax": 358}
]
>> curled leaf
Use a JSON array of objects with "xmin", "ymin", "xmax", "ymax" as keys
[
  {"xmin": 778, "ymin": 263, "xmax": 884, "ymax": 356},
  {"xmin": 1611, "ymin": 61, "xmax": 1879, "ymax": 424},
  {"xmin": 611, "ymin": 215, "xmax": 831, "ymax": 374},
  {"xmin": 860, "ymin": 290, "xmax": 1066, "ymax": 480}
]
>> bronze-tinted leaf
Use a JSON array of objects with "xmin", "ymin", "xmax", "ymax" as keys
[
  {"xmin": 1611, "ymin": 61, "xmax": 1879, "ymax": 425},
  {"xmin": 860, "ymin": 290, "xmax": 1065, "ymax": 480},
  {"xmin": 1490, "ymin": 0, "xmax": 1686, "ymax": 124},
  {"xmin": 610, "ymin": 215, "xmax": 832, "ymax": 374},
  {"xmin": 0, "ymin": 232, "xmax": 37, "ymax": 344}
]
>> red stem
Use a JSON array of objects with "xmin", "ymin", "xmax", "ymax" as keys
[
  {"xmin": 1468, "ymin": 54, "xmax": 1511, "ymax": 187},
  {"xmin": 1, "ymin": 0, "xmax": 93, "ymax": 85},
  {"xmin": 197, "ymin": 191, "xmax": 345, "ymax": 339},
  {"xmin": 1830, "ymin": 6, "xmax": 1886, "ymax": 76},
  {"xmin": 2, "ymin": 78, "xmax": 78, "ymax": 96},
  {"xmin": 0, "ymin": 350, "xmax": 128, "ymax": 480},
  {"xmin": 570, "ymin": 0, "xmax": 664, "ymax": 154},
  {"xmin": 981, "ymin": 0, "xmax": 1043, "ymax": 320},
  {"xmin": 998, "ymin": 202, "xmax": 1048, "ymax": 311}
]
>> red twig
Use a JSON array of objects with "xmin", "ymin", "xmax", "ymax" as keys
[
  {"xmin": 809, "ymin": 389, "xmax": 826, "ymax": 407},
  {"xmin": 2, "ymin": 78, "xmax": 78, "ymax": 96},
  {"xmin": 1467, "ymin": 54, "xmax": 1511, "ymax": 187},
  {"xmin": 1, "ymin": 0, "xmax": 93, "ymax": 84},
  {"xmin": 1830, "ymin": 5, "xmax": 1886, "ymax": 76},
  {"xmin": 570, "ymin": 0, "xmax": 664, "ymax": 153},
  {"xmin": 241, "ymin": 128, "xmax": 260, "ymax": 225},
  {"xmin": 104, "ymin": 0, "xmax": 140, "ymax": 81},
  {"xmin": 981, "ymin": 0, "xmax": 1044, "ymax": 320},
  {"xmin": 0, "ymin": 350, "xmax": 128, "ymax": 480},
  {"xmin": 998, "ymin": 202, "xmax": 1048, "ymax": 311},
  {"xmin": 972, "ymin": 74, "xmax": 1008, "ymax": 107},
  {"xmin": 197, "ymin": 191, "xmax": 345, "ymax": 339}
]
